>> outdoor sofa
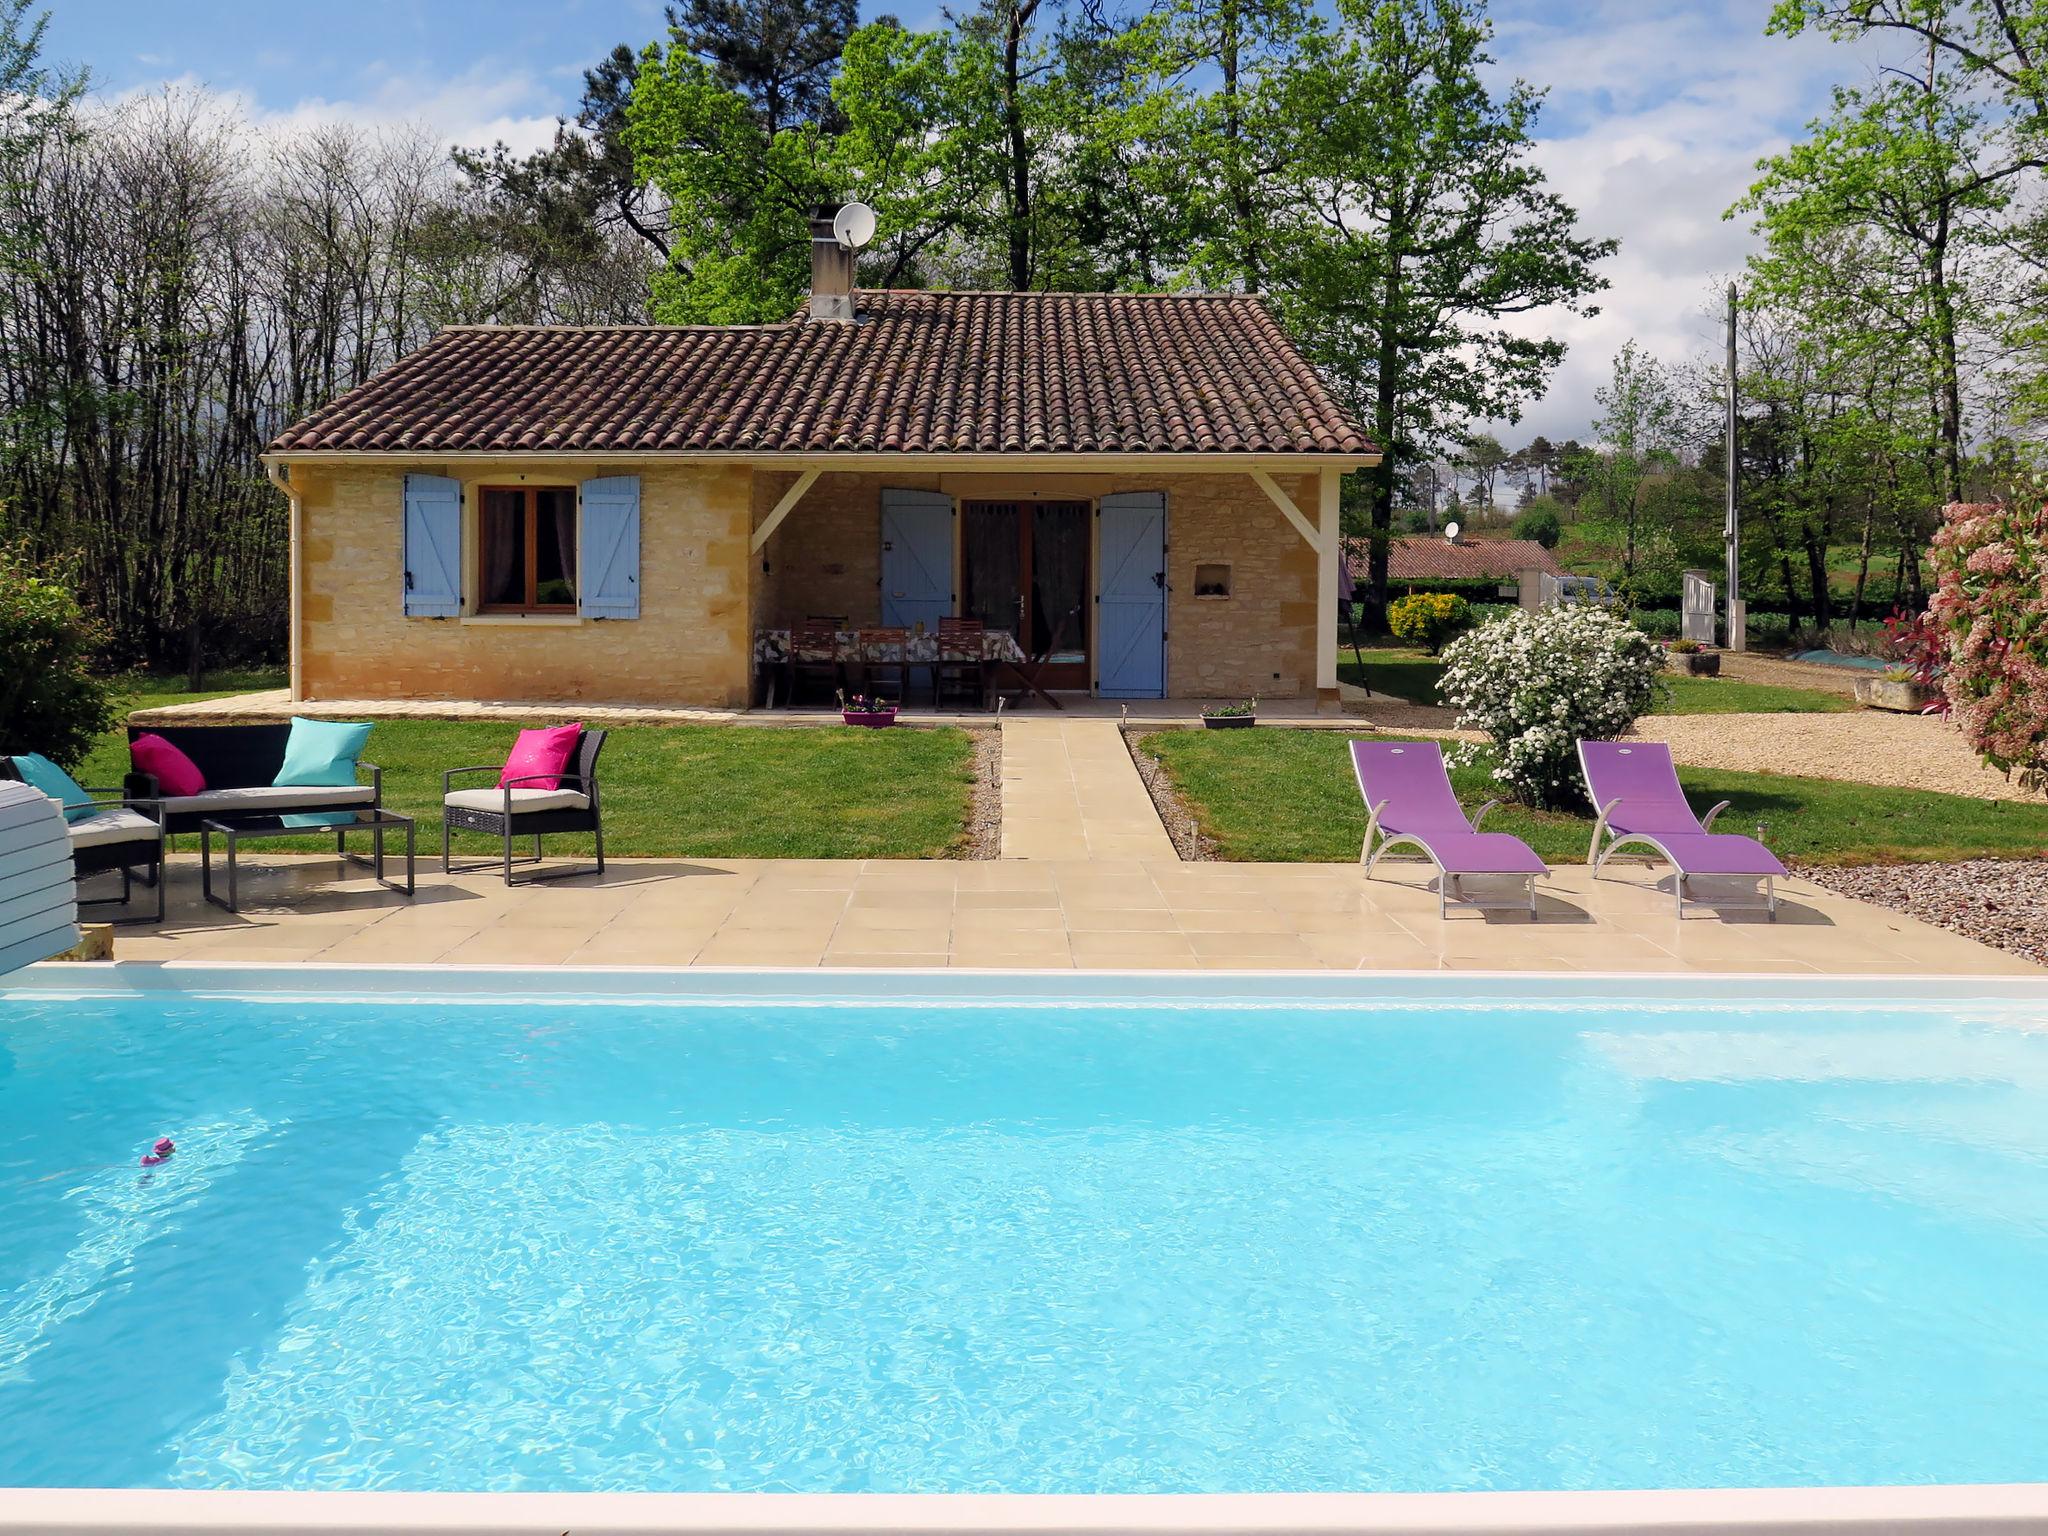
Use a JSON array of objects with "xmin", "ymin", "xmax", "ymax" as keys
[{"xmin": 122, "ymin": 722, "xmax": 383, "ymax": 834}]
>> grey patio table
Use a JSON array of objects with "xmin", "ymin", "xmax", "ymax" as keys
[{"xmin": 200, "ymin": 806, "xmax": 416, "ymax": 913}]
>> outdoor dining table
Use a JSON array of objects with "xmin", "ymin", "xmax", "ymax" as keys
[{"xmin": 752, "ymin": 627, "xmax": 1030, "ymax": 709}]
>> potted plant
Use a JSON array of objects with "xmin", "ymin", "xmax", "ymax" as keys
[
  {"xmin": 1665, "ymin": 638, "xmax": 1720, "ymax": 676},
  {"xmin": 838, "ymin": 690, "xmax": 899, "ymax": 727},
  {"xmin": 1201, "ymin": 695, "xmax": 1258, "ymax": 729},
  {"xmin": 1854, "ymin": 666, "xmax": 1939, "ymax": 713}
]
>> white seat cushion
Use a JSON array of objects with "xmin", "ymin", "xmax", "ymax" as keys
[
  {"xmin": 67, "ymin": 808, "xmax": 161, "ymax": 851},
  {"xmin": 159, "ymin": 784, "xmax": 375, "ymax": 816},
  {"xmin": 444, "ymin": 787, "xmax": 591, "ymax": 816}
]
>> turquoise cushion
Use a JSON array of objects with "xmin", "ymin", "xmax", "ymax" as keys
[
  {"xmin": 10, "ymin": 753, "xmax": 95, "ymax": 823},
  {"xmin": 274, "ymin": 717, "xmax": 373, "ymax": 788}
]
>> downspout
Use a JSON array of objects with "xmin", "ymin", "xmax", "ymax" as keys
[{"xmin": 263, "ymin": 459, "xmax": 303, "ymax": 703}]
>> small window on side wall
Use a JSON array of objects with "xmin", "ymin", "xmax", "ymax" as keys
[
  {"xmin": 480, "ymin": 486, "xmax": 578, "ymax": 612},
  {"xmin": 1193, "ymin": 563, "xmax": 1232, "ymax": 599}
]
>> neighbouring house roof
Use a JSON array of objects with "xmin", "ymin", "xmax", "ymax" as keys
[
  {"xmin": 266, "ymin": 291, "xmax": 1375, "ymax": 458},
  {"xmin": 1352, "ymin": 535, "xmax": 1564, "ymax": 582}
]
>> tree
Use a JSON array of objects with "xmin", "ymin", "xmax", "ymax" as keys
[
  {"xmin": 455, "ymin": 43, "xmax": 673, "ymax": 284},
  {"xmin": 671, "ymin": 0, "xmax": 862, "ymax": 136},
  {"xmin": 1576, "ymin": 341, "xmax": 1683, "ymax": 591},
  {"xmin": 1739, "ymin": 22, "xmax": 2016, "ymax": 500},
  {"xmin": 1459, "ymin": 432, "xmax": 1509, "ymax": 512},
  {"xmin": 1250, "ymin": 0, "xmax": 1614, "ymax": 624},
  {"xmin": 1512, "ymin": 500, "xmax": 1562, "ymax": 548}
]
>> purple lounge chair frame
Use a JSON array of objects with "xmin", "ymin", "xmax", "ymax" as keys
[
  {"xmin": 1350, "ymin": 740, "xmax": 1548, "ymax": 918},
  {"xmin": 1578, "ymin": 740, "xmax": 1785, "ymax": 919}
]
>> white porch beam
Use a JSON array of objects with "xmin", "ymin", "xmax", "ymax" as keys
[
  {"xmin": 749, "ymin": 467, "xmax": 822, "ymax": 555},
  {"xmin": 1249, "ymin": 468, "xmax": 1321, "ymax": 549},
  {"xmin": 1316, "ymin": 467, "xmax": 1341, "ymax": 697}
]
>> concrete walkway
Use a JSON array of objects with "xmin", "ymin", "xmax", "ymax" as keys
[{"xmin": 998, "ymin": 719, "xmax": 1178, "ymax": 861}]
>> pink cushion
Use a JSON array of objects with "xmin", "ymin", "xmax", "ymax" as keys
[
  {"xmin": 129, "ymin": 734, "xmax": 206, "ymax": 797},
  {"xmin": 498, "ymin": 723, "xmax": 581, "ymax": 791}
]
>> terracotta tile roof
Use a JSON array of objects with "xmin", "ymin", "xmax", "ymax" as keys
[
  {"xmin": 268, "ymin": 291, "xmax": 1374, "ymax": 458},
  {"xmin": 1349, "ymin": 535, "xmax": 1563, "ymax": 582}
]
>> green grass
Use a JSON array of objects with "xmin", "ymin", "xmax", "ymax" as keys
[
  {"xmin": 1339, "ymin": 647, "xmax": 1850, "ymax": 714},
  {"xmin": 1659, "ymin": 674, "xmax": 1852, "ymax": 714},
  {"xmin": 82, "ymin": 675, "xmax": 978, "ymax": 859},
  {"xmin": 1141, "ymin": 728, "xmax": 2048, "ymax": 868}
]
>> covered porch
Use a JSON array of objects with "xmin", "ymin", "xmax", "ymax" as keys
[{"xmin": 746, "ymin": 460, "xmax": 1350, "ymax": 710}]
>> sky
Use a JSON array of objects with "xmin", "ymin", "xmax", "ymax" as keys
[{"xmin": 46, "ymin": 0, "xmax": 1860, "ymax": 448}]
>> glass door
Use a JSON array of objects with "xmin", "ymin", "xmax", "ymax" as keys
[{"xmin": 960, "ymin": 501, "xmax": 1091, "ymax": 688}]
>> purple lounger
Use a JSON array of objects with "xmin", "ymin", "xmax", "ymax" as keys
[
  {"xmin": 1350, "ymin": 740, "xmax": 1548, "ymax": 917},
  {"xmin": 1578, "ymin": 739, "xmax": 1786, "ymax": 919}
]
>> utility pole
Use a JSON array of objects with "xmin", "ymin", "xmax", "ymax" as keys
[{"xmin": 1724, "ymin": 281, "xmax": 1745, "ymax": 651}]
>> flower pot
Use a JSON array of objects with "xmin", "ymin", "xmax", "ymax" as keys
[
  {"xmin": 1854, "ymin": 676, "xmax": 1936, "ymax": 713},
  {"xmin": 1674, "ymin": 652, "xmax": 1720, "ymax": 676},
  {"xmin": 1202, "ymin": 714, "xmax": 1256, "ymax": 729},
  {"xmin": 842, "ymin": 708, "xmax": 899, "ymax": 728}
]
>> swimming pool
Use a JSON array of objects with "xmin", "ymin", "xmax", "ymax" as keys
[{"xmin": 3, "ymin": 967, "xmax": 2047, "ymax": 1503}]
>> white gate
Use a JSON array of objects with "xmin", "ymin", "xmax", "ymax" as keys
[{"xmin": 1681, "ymin": 570, "xmax": 1716, "ymax": 644}]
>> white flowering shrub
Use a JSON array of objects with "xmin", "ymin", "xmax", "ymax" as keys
[{"xmin": 1437, "ymin": 605, "xmax": 1667, "ymax": 808}]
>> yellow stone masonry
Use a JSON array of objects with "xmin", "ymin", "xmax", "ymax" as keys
[{"xmin": 295, "ymin": 460, "xmax": 754, "ymax": 708}]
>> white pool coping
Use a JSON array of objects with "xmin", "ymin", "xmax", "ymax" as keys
[
  {"xmin": 6, "ymin": 962, "xmax": 2048, "ymax": 1534},
  {"xmin": 4, "ymin": 1485, "xmax": 2048, "ymax": 1535},
  {"xmin": 12, "ymin": 959, "xmax": 2048, "ymax": 1008}
]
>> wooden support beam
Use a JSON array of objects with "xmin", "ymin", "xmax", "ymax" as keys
[
  {"xmin": 1249, "ymin": 468, "xmax": 1320, "ymax": 549},
  {"xmin": 749, "ymin": 467, "xmax": 821, "ymax": 555}
]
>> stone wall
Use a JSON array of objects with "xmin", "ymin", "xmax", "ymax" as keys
[
  {"xmin": 294, "ymin": 459, "xmax": 754, "ymax": 707},
  {"xmin": 752, "ymin": 468, "xmax": 1319, "ymax": 698}
]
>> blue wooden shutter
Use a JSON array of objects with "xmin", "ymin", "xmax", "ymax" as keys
[
  {"xmin": 580, "ymin": 475, "xmax": 641, "ymax": 619},
  {"xmin": 880, "ymin": 488, "xmax": 954, "ymax": 632},
  {"xmin": 1097, "ymin": 492, "xmax": 1167, "ymax": 698},
  {"xmin": 402, "ymin": 474, "xmax": 462, "ymax": 617}
]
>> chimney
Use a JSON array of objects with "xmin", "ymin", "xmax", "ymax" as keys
[{"xmin": 809, "ymin": 205, "xmax": 855, "ymax": 322}]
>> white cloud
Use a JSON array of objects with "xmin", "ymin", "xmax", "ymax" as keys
[
  {"xmin": 92, "ymin": 58, "xmax": 565, "ymax": 160},
  {"xmin": 1477, "ymin": 0, "xmax": 1865, "ymax": 447}
]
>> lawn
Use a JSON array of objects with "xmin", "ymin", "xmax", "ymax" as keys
[
  {"xmin": 1338, "ymin": 647, "xmax": 1851, "ymax": 714},
  {"xmin": 1140, "ymin": 728, "xmax": 2048, "ymax": 867},
  {"xmin": 82, "ymin": 674, "xmax": 979, "ymax": 859}
]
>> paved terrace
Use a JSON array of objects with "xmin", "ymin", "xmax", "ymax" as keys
[{"xmin": 108, "ymin": 857, "xmax": 2036, "ymax": 974}]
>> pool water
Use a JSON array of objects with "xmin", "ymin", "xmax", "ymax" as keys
[{"xmin": 2, "ymin": 981, "xmax": 2046, "ymax": 1494}]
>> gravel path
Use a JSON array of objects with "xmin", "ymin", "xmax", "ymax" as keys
[
  {"xmin": 956, "ymin": 727, "xmax": 1002, "ymax": 858},
  {"xmin": 1716, "ymin": 651, "xmax": 1865, "ymax": 697},
  {"xmin": 1630, "ymin": 711, "xmax": 2044, "ymax": 803},
  {"xmin": 1805, "ymin": 861, "xmax": 2048, "ymax": 967}
]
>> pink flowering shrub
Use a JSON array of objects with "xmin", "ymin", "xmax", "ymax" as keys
[{"xmin": 1928, "ymin": 500, "xmax": 2048, "ymax": 789}]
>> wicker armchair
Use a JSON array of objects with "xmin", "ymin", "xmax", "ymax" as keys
[
  {"xmin": 0, "ymin": 758, "xmax": 165, "ymax": 923},
  {"xmin": 440, "ymin": 728, "xmax": 608, "ymax": 886}
]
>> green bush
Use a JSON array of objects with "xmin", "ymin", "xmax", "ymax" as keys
[
  {"xmin": 1512, "ymin": 503, "xmax": 1563, "ymax": 549},
  {"xmin": 1387, "ymin": 591, "xmax": 1474, "ymax": 654},
  {"xmin": 1630, "ymin": 607, "xmax": 1681, "ymax": 639},
  {"xmin": 0, "ymin": 545, "xmax": 117, "ymax": 770}
]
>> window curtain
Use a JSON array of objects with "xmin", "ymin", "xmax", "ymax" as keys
[
  {"xmin": 552, "ymin": 494, "xmax": 578, "ymax": 598},
  {"xmin": 483, "ymin": 495, "xmax": 520, "ymax": 606}
]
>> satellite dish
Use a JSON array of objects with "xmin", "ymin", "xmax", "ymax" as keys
[
  {"xmin": 1444, "ymin": 520, "xmax": 1462, "ymax": 541},
  {"xmin": 832, "ymin": 202, "xmax": 877, "ymax": 251}
]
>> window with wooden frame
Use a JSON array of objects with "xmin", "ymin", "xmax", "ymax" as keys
[{"xmin": 479, "ymin": 486, "xmax": 578, "ymax": 613}]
